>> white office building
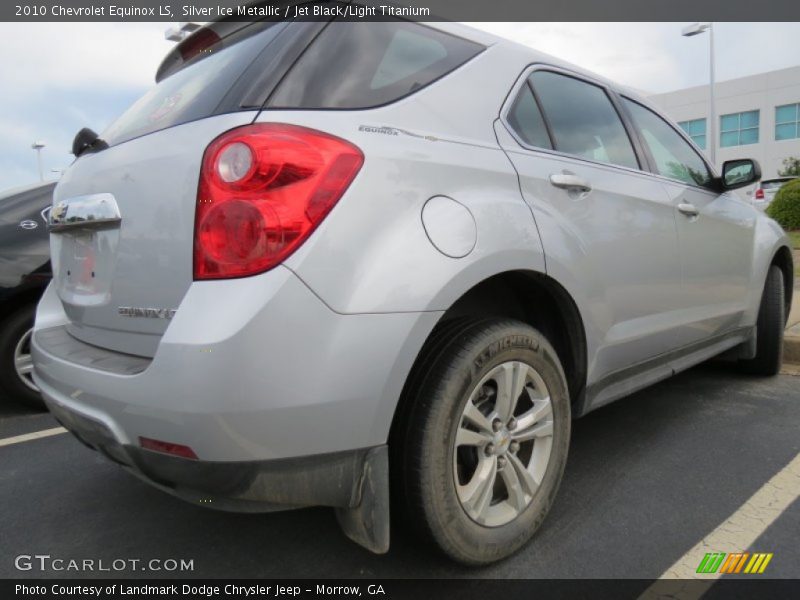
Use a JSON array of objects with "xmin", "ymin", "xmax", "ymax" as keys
[{"xmin": 649, "ymin": 66, "xmax": 800, "ymax": 178}]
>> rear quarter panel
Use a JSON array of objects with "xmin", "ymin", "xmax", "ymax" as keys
[{"xmin": 260, "ymin": 44, "xmax": 546, "ymax": 315}]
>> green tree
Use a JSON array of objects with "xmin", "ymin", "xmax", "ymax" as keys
[
  {"xmin": 778, "ymin": 157, "xmax": 800, "ymax": 177},
  {"xmin": 766, "ymin": 179, "xmax": 800, "ymax": 230}
]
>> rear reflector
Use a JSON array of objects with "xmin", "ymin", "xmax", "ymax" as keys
[
  {"xmin": 754, "ymin": 188, "xmax": 765, "ymax": 200},
  {"xmin": 139, "ymin": 437, "xmax": 198, "ymax": 460},
  {"xmin": 194, "ymin": 123, "xmax": 363, "ymax": 280}
]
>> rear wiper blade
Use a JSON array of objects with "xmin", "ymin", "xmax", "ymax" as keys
[{"xmin": 72, "ymin": 127, "xmax": 109, "ymax": 157}]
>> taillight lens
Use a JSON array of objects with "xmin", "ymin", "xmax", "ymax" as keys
[
  {"xmin": 194, "ymin": 123, "xmax": 363, "ymax": 280},
  {"xmin": 754, "ymin": 188, "xmax": 765, "ymax": 200}
]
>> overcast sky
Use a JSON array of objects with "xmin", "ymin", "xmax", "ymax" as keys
[{"xmin": 1, "ymin": 21, "xmax": 799, "ymax": 190}]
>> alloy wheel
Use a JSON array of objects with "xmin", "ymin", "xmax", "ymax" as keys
[
  {"xmin": 453, "ymin": 360, "xmax": 554, "ymax": 527},
  {"xmin": 14, "ymin": 327, "xmax": 38, "ymax": 392}
]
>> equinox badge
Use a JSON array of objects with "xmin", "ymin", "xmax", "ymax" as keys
[{"xmin": 118, "ymin": 307, "xmax": 176, "ymax": 319}]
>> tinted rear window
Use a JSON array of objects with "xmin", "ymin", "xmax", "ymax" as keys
[
  {"xmin": 266, "ymin": 21, "xmax": 483, "ymax": 109},
  {"xmin": 102, "ymin": 23, "xmax": 285, "ymax": 146},
  {"xmin": 101, "ymin": 21, "xmax": 482, "ymax": 147}
]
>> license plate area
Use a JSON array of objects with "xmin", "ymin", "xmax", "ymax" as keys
[{"xmin": 52, "ymin": 228, "xmax": 120, "ymax": 307}]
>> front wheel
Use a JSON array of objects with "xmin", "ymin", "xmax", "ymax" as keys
[
  {"xmin": 739, "ymin": 265, "xmax": 785, "ymax": 376},
  {"xmin": 398, "ymin": 318, "xmax": 571, "ymax": 565}
]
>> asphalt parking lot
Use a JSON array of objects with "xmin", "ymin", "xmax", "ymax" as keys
[{"xmin": 1, "ymin": 362, "xmax": 798, "ymax": 580}]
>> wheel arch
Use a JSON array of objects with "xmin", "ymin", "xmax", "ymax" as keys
[{"xmin": 389, "ymin": 269, "xmax": 588, "ymax": 451}]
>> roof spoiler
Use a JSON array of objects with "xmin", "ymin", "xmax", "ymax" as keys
[
  {"xmin": 154, "ymin": 1, "xmax": 333, "ymax": 82},
  {"xmin": 155, "ymin": 21, "xmax": 245, "ymax": 82}
]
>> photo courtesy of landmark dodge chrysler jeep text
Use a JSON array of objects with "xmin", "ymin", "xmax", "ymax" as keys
[{"xmin": 31, "ymin": 12, "xmax": 794, "ymax": 565}]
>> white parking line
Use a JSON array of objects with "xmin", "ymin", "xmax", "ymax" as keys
[
  {"xmin": 0, "ymin": 427, "xmax": 67, "ymax": 448},
  {"xmin": 640, "ymin": 451, "xmax": 800, "ymax": 599}
]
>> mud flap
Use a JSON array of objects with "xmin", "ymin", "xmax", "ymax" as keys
[{"xmin": 335, "ymin": 445, "xmax": 390, "ymax": 554}]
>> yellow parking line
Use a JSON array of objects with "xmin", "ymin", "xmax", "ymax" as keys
[
  {"xmin": 0, "ymin": 427, "xmax": 67, "ymax": 448},
  {"xmin": 640, "ymin": 452, "xmax": 800, "ymax": 599}
]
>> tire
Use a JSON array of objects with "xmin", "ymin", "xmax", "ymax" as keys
[
  {"xmin": 739, "ymin": 265, "xmax": 785, "ymax": 376},
  {"xmin": 397, "ymin": 318, "xmax": 571, "ymax": 565},
  {"xmin": 0, "ymin": 303, "xmax": 45, "ymax": 409}
]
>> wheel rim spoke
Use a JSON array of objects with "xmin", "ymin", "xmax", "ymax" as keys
[
  {"xmin": 534, "ymin": 420, "xmax": 554, "ymax": 439},
  {"xmin": 500, "ymin": 459, "xmax": 529, "ymax": 511},
  {"xmin": 13, "ymin": 328, "xmax": 39, "ymax": 392},
  {"xmin": 513, "ymin": 419, "xmax": 554, "ymax": 442},
  {"xmin": 462, "ymin": 398, "xmax": 493, "ymax": 434},
  {"xmin": 512, "ymin": 398, "xmax": 553, "ymax": 441},
  {"xmin": 507, "ymin": 452, "xmax": 539, "ymax": 500},
  {"xmin": 15, "ymin": 354, "xmax": 34, "ymax": 376},
  {"xmin": 459, "ymin": 456, "xmax": 497, "ymax": 522},
  {"xmin": 456, "ymin": 426, "xmax": 493, "ymax": 447},
  {"xmin": 495, "ymin": 361, "xmax": 528, "ymax": 422}
]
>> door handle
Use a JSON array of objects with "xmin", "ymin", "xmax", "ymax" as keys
[
  {"xmin": 549, "ymin": 173, "xmax": 592, "ymax": 193},
  {"xmin": 678, "ymin": 202, "xmax": 699, "ymax": 217}
]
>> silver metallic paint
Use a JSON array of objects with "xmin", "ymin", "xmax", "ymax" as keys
[{"xmin": 33, "ymin": 25, "xmax": 792, "ymax": 468}]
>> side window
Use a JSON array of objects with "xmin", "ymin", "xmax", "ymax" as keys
[
  {"xmin": 507, "ymin": 83, "xmax": 553, "ymax": 149},
  {"xmin": 622, "ymin": 98, "xmax": 713, "ymax": 188},
  {"xmin": 528, "ymin": 71, "xmax": 639, "ymax": 170}
]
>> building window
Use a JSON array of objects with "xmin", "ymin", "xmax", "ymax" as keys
[
  {"xmin": 677, "ymin": 118, "xmax": 707, "ymax": 149},
  {"xmin": 720, "ymin": 110, "xmax": 759, "ymax": 147},
  {"xmin": 775, "ymin": 103, "xmax": 800, "ymax": 141}
]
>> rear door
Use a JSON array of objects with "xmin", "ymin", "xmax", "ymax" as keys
[
  {"xmin": 620, "ymin": 98, "xmax": 757, "ymax": 347},
  {"xmin": 497, "ymin": 68, "xmax": 683, "ymax": 382}
]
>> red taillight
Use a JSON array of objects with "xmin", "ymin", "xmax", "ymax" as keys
[
  {"xmin": 139, "ymin": 437, "xmax": 198, "ymax": 460},
  {"xmin": 754, "ymin": 188, "xmax": 765, "ymax": 200},
  {"xmin": 194, "ymin": 123, "xmax": 363, "ymax": 280}
]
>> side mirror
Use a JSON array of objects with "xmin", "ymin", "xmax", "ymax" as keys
[{"xmin": 720, "ymin": 159, "xmax": 761, "ymax": 191}]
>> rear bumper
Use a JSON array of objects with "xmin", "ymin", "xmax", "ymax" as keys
[
  {"xmin": 32, "ymin": 265, "xmax": 440, "ymax": 464},
  {"xmin": 46, "ymin": 394, "xmax": 380, "ymax": 512},
  {"xmin": 46, "ymin": 396, "xmax": 390, "ymax": 553}
]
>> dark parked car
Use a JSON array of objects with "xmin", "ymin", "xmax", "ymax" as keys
[{"xmin": 0, "ymin": 181, "xmax": 55, "ymax": 407}]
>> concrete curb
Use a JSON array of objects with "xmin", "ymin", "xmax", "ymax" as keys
[
  {"xmin": 785, "ymin": 324, "xmax": 800, "ymax": 365},
  {"xmin": 785, "ymin": 293, "xmax": 800, "ymax": 366}
]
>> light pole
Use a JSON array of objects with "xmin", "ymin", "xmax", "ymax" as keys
[
  {"xmin": 682, "ymin": 22, "xmax": 716, "ymax": 166},
  {"xmin": 31, "ymin": 141, "xmax": 45, "ymax": 182}
]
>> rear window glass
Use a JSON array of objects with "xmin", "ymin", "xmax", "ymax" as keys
[
  {"xmin": 102, "ymin": 23, "xmax": 285, "ymax": 147},
  {"xmin": 266, "ymin": 21, "xmax": 483, "ymax": 109}
]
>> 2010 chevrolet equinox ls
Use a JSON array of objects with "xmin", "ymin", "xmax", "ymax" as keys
[{"xmin": 32, "ymin": 16, "xmax": 794, "ymax": 564}]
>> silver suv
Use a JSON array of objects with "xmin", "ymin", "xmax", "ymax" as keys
[{"xmin": 32, "ymin": 19, "xmax": 794, "ymax": 565}]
